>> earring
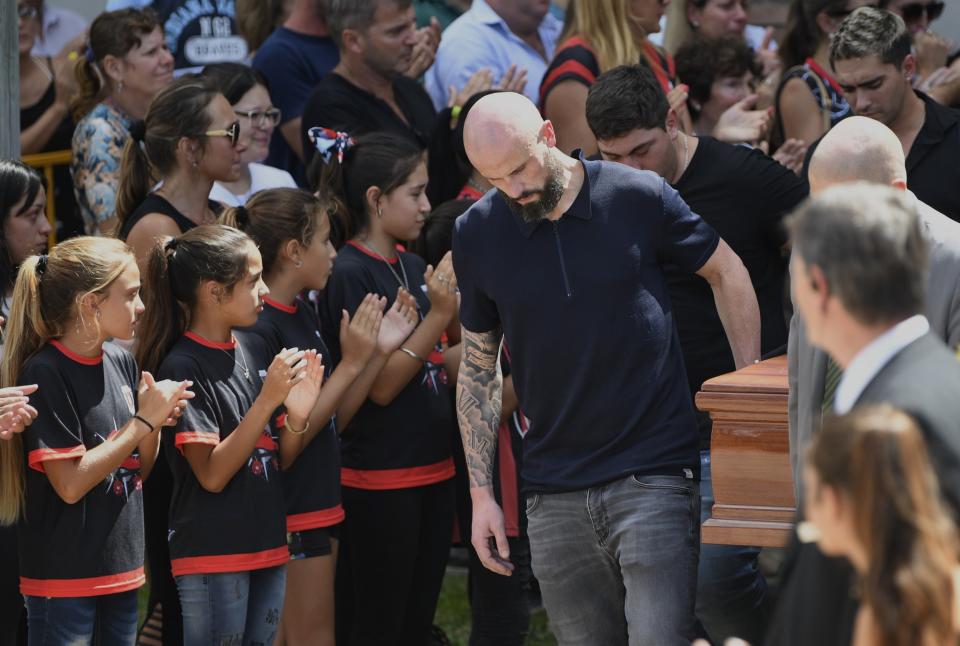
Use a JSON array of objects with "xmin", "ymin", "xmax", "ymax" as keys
[
  {"xmin": 95, "ymin": 309, "xmax": 101, "ymax": 321},
  {"xmin": 377, "ymin": 205, "xmax": 383, "ymax": 218},
  {"xmin": 294, "ymin": 260, "xmax": 303, "ymax": 269},
  {"xmin": 116, "ymin": 79, "xmax": 124, "ymax": 94},
  {"xmin": 692, "ymin": 19, "xmax": 700, "ymax": 27}
]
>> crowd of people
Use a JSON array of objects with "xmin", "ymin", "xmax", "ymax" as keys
[{"xmin": 4, "ymin": 0, "xmax": 960, "ymax": 645}]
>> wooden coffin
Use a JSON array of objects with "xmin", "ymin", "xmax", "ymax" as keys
[{"xmin": 695, "ymin": 355, "xmax": 795, "ymax": 547}]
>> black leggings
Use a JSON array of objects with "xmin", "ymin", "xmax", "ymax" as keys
[
  {"xmin": 336, "ymin": 479, "xmax": 454, "ymax": 646},
  {"xmin": 467, "ymin": 536, "xmax": 531, "ymax": 646},
  {"xmin": 0, "ymin": 525, "xmax": 26, "ymax": 646},
  {"xmin": 142, "ymin": 451, "xmax": 182, "ymax": 645}
]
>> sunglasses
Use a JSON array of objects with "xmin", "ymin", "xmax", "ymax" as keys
[
  {"xmin": 234, "ymin": 108, "xmax": 282, "ymax": 128},
  {"xmin": 203, "ymin": 121, "xmax": 240, "ymax": 146},
  {"xmin": 17, "ymin": 4, "xmax": 38, "ymax": 20},
  {"xmin": 899, "ymin": 0, "xmax": 944, "ymax": 22}
]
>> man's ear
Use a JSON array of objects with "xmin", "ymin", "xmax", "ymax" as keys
[
  {"xmin": 664, "ymin": 108, "xmax": 679, "ymax": 138},
  {"xmin": 341, "ymin": 28, "xmax": 364, "ymax": 56},
  {"xmin": 901, "ymin": 53, "xmax": 916, "ymax": 82},
  {"xmin": 541, "ymin": 119, "xmax": 557, "ymax": 149}
]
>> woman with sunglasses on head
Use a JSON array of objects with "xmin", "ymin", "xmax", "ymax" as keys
[
  {"xmin": 313, "ymin": 131, "xmax": 461, "ymax": 646},
  {"xmin": 201, "ymin": 63, "xmax": 297, "ymax": 207},
  {"xmin": 223, "ymin": 188, "xmax": 418, "ymax": 645},
  {"xmin": 0, "ymin": 235, "xmax": 192, "ymax": 646},
  {"xmin": 71, "ymin": 8, "xmax": 174, "ymax": 236},
  {"xmin": 115, "ymin": 75, "xmax": 245, "ymax": 275},
  {"xmin": 135, "ymin": 224, "xmax": 323, "ymax": 645}
]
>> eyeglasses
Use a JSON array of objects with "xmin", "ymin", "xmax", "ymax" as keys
[
  {"xmin": 234, "ymin": 108, "xmax": 282, "ymax": 128},
  {"xmin": 203, "ymin": 121, "xmax": 241, "ymax": 147},
  {"xmin": 899, "ymin": 0, "xmax": 944, "ymax": 22},
  {"xmin": 17, "ymin": 4, "xmax": 38, "ymax": 20}
]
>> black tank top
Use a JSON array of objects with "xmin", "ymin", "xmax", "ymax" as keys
[{"xmin": 118, "ymin": 194, "xmax": 220, "ymax": 241}]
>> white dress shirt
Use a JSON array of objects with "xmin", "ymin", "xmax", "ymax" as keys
[{"xmin": 834, "ymin": 314, "xmax": 930, "ymax": 414}]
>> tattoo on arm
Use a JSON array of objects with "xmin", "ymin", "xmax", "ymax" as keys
[{"xmin": 456, "ymin": 326, "xmax": 504, "ymax": 489}]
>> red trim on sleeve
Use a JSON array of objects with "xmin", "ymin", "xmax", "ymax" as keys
[
  {"xmin": 540, "ymin": 60, "xmax": 598, "ymax": 105},
  {"xmin": 286, "ymin": 504, "xmax": 345, "ymax": 532},
  {"xmin": 641, "ymin": 41, "xmax": 675, "ymax": 94},
  {"xmin": 184, "ymin": 331, "xmax": 236, "ymax": 350},
  {"xmin": 341, "ymin": 457, "xmax": 455, "ymax": 490},
  {"xmin": 174, "ymin": 432, "xmax": 220, "ymax": 454},
  {"xmin": 49, "ymin": 340, "xmax": 102, "ymax": 365},
  {"xmin": 20, "ymin": 566, "xmax": 144, "ymax": 598},
  {"xmin": 498, "ymin": 423, "xmax": 521, "ymax": 538},
  {"xmin": 27, "ymin": 445, "xmax": 86, "ymax": 473},
  {"xmin": 456, "ymin": 185, "xmax": 484, "ymax": 201},
  {"xmin": 262, "ymin": 296, "xmax": 297, "ymax": 314},
  {"xmin": 804, "ymin": 57, "xmax": 845, "ymax": 97},
  {"xmin": 346, "ymin": 240, "xmax": 398, "ymax": 264},
  {"xmin": 171, "ymin": 546, "xmax": 289, "ymax": 576}
]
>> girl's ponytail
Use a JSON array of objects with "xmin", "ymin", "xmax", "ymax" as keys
[
  {"xmin": 114, "ymin": 129, "xmax": 152, "ymax": 237},
  {"xmin": 135, "ymin": 239, "xmax": 186, "ymax": 374}
]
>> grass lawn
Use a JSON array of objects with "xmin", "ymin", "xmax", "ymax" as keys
[{"xmin": 434, "ymin": 571, "xmax": 557, "ymax": 646}]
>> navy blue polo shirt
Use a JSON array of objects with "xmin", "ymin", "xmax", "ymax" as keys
[{"xmin": 452, "ymin": 157, "xmax": 719, "ymax": 493}]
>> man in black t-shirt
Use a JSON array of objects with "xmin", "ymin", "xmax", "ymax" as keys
[
  {"xmin": 454, "ymin": 92, "xmax": 760, "ymax": 646},
  {"xmin": 585, "ymin": 64, "xmax": 808, "ymax": 645},
  {"xmin": 300, "ymin": 0, "xmax": 437, "ymax": 167}
]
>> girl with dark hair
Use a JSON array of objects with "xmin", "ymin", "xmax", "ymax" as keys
[
  {"xmin": 0, "ymin": 235, "xmax": 191, "ymax": 645},
  {"xmin": 426, "ymin": 90, "xmax": 498, "ymax": 207},
  {"xmin": 115, "ymin": 76, "xmax": 244, "ymax": 273},
  {"xmin": 136, "ymin": 224, "xmax": 323, "ymax": 645},
  {"xmin": 313, "ymin": 131, "xmax": 461, "ymax": 645},
  {"xmin": 0, "ymin": 160, "xmax": 51, "ymax": 321},
  {"xmin": 18, "ymin": 0, "xmax": 83, "ymax": 240},
  {"xmin": 803, "ymin": 405, "xmax": 960, "ymax": 645},
  {"xmin": 201, "ymin": 63, "xmax": 296, "ymax": 206},
  {"xmin": 71, "ymin": 8, "xmax": 174, "ymax": 235},
  {"xmin": 222, "ymin": 187, "xmax": 418, "ymax": 645},
  {"xmin": 773, "ymin": 0, "xmax": 871, "ymax": 146}
]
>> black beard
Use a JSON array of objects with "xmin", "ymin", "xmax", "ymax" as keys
[{"xmin": 499, "ymin": 163, "xmax": 566, "ymax": 224}]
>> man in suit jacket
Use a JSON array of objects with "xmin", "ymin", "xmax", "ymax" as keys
[
  {"xmin": 770, "ymin": 181, "xmax": 960, "ymax": 646},
  {"xmin": 788, "ymin": 116, "xmax": 960, "ymax": 501}
]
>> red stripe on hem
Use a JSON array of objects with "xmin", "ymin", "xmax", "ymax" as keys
[
  {"xmin": 20, "ymin": 567, "xmax": 144, "ymax": 598},
  {"xmin": 28, "ymin": 445, "xmax": 86, "ymax": 473},
  {"xmin": 346, "ymin": 240, "xmax": 398, "ymax": 264},
  {"xmin": 263, "ymin": 296, "xmax": 297, "ymax": 314},
  {"xmin": 341, "ymin": 457, "xmax": 455, "ymax": 490},
  {"xmin": 171, "ymin": 546, "xmax": 289, "ymax": 576},
  {"xmin": 184, "ymin": 331, "xmax": 236, "ymax": 350},
  {"xmin": 286, "ymin": 505, "xmax": 345, "ymax": 532},
  {"xmin": 49, "ymin": 340, "xmax": 102, "ymax": 365}
]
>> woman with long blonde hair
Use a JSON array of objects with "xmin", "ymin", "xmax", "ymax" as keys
[
  {"xmin": 540, "ymin": 0, "xmax": 690, "ymax": 155},
  {"xmin": 804, "ymin": 405, "xmax": 960, "ymax": 646}
]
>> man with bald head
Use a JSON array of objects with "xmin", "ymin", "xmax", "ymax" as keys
[
  {"xmin": 788, "ymin": 115, "xmax": 960, "ymax": 495},
  {"xmin": 452, "ymin": 92, "xmax": 761, "ymax": 645},
  {"xmin": 769, "ymin": 116, "xmax": 960, "ymax": 646}
]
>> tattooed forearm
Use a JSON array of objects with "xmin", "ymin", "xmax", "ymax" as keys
[{"xmin": 457, "ymin": 326, "xmax": 504, "ymax": 489}]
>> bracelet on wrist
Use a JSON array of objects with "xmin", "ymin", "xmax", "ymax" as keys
[
  {"xmin": 133, "ymin": 414, "xmax": 155, "ymax": 433},
  {"xmin": 399, "ymin": 346, "xmax": 427, "ymax": 363},
  {"xmin": 284, "ymin": 416, "xmax": 309, "ymax": 435}
]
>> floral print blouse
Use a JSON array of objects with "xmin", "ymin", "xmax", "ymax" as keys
[{"xmin": 71, "ymin": 101, "xmax": 134, "ymax": 235}]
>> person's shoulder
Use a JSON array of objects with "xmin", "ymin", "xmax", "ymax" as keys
[
  {"xmin": 158, "ymin": 338, "xmax": 203, "ymax": 374},
  {"xmin": 102, "ymin": 342, "xmax": 136, "ymax": 371},
  {"xmin": 591, "ymin": 158, "xmax": 663, "ymax": 197},
  {"xmin": 454, "ymin": 191, "xmax": 509, "ymax": 238},
  {"xmin": 920, "ymin": 199, "xmax": 960, "ymax": 254},
  {"xmin": 21, "ymin": 345, "xmax": 63, "ymax": 376},
  {"xmin": 249, "ymin": 163, "xmax": 297, "ymax": 190},
  {"xmin": 305, "ymin": 73, "xmax": 352, "ymax": 108},
  {"xmin": 920, "ymin": 91, "xmax": 960, "ymax": 133}
]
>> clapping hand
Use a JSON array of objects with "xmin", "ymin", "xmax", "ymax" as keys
[
  {"xmin": 340, "ymin": 294, "xmax": 386, "ymax": 371},
  {"xmin": 283, "ymin": 350, "xmax": 324, "ymax": 426},
  {"xmin": 378, "ymin": 287, "xmax": 419, "ymax": 354}
]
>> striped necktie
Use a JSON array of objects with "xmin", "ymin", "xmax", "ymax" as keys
[{"xmin": 821, "ymin": 356, "xmax": 843, "ymax": 415}]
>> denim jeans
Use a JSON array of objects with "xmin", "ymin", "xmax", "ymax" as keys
[
  {"xmin": 176, "ymin": 565, "xmax": 286, "ymax": 646},
  {"xmin": 695, "ymin": 451, "xmax": 771, "ymax": 644},
  {"xmin": 525, "ymin": 472, "xmax": 700, "ymax": 646},
  {"xmin": 24, "ymin": 590, "xmax": 138, "ymax": 646}
]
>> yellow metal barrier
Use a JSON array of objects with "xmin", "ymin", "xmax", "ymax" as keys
[{"xmin": 22, "ymin": 149, "xmax": 72, "ymax": 249}]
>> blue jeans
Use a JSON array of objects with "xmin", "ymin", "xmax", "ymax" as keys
[
  {"xmin": 696, "ymin": 450, "xmax": 771, "ymax": 644},
  {"xmin": 525, "ymin": 472, "xmax": 700, "ymax": 646},
  {"xmin": 24, "ymin": 590, "xmax": 138, "ymax": 646},
  {"xmin": 176, "ymin": 565, "xmax": 286, "ymax": 646}
]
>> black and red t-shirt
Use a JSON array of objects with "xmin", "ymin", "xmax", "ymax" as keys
[
  {"xmin": 246, "ymin": 297, "xmax": 344, "ymax": 531},
  {"xmin": 319, "ymin": 242, "xmax": 454, "ymax": 490},
  {"xmin": 158, "ymin": 331, "xmax": 287, "ymax": 576},
  {"xmin": 18, "ymin": 341, "xmax": 144, "ymax": 597}
]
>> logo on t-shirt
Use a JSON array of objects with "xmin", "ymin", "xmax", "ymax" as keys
[
  {"xmin": 422, "ymin": 344, "xmax": 448, "ymax": 394},
  {"xmin": 247, "ymin": 426, "xmax": 279, "ymax": 479}
]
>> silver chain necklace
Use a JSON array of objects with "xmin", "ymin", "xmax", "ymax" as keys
[
  {"xmin": 215, "ymin": 336, "xmax": 253, "ymax": 382},
  {"xmin": 359, "ymin": 240, "xmax": 412, "ymax": 293}
]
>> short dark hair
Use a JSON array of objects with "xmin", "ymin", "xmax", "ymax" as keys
[
  {"xmin": 788, "ymin": 183, "xmax": 927, "ymax": 326},
  {"xmin": 829, "ymin": 7, "xmax": 913, "ymax": 69},
  {"xmin": 675, "ymin": 37, "xmax": 761, "ymax": 119},
  {"xmin": 201, "ymin": 62, "xmax": 269, "ymax": 104},
  {"xmin": 325, "ymin": 0, "xmax": 412, "ymax": 49},
  {"xmin": 585, "ymin": 64, "xmax": 669, "ymax": 141}
]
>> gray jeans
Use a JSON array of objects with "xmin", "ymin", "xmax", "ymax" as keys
[{"xmin": 526, "ymin": 473, "xmax": 700, "ymax": 646}]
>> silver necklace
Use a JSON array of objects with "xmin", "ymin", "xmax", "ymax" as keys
[
  {"xmin": 360, "ymin": 240, "xmax": 411, "ymax": 292},
  {"xmin": 232, "ymin": 341, "xmax": 253, "ymax": 382}
]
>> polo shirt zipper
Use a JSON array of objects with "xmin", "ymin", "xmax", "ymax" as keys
[{"xmin": 552, "ymin": 221, "xmax": 573, "ymax": 299}]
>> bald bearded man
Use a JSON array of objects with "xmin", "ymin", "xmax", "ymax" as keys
[
  {"xmin": 787, "ymin": 115, "xmax": 960, "ymax": 498},
  {"xmin": 451, "ymin": 92, "xmax": 761, "ymax": 645}
]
